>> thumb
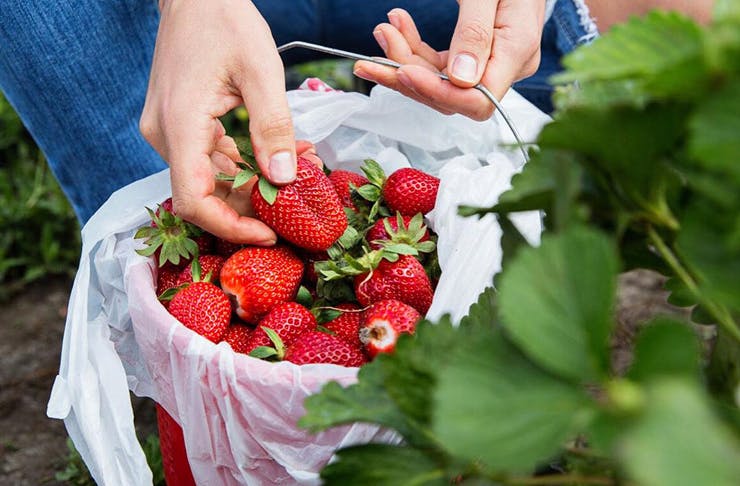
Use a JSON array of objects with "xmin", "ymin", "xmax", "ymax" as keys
[
  {"xmin": 237, "ymin": 52, "xmax": 297, "ymax": 185},
  {"xmin": 447, "ymin": 0, "xmax": 497, "ymax": 87}
]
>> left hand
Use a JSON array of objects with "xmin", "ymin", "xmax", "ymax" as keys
[{"xmin": 353, "ymin": 1, "xmax": 545, "ymax": 120}]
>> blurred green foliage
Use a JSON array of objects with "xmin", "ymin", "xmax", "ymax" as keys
[{"xmin": 0, "ymin": 92, "xmax": 81, "ymax": 299}]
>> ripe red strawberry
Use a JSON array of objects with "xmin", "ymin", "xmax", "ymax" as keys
[
  {"xmin": 176, "ymin": 255, "xmax": 225, "ymax": 286},
  {"xmin": 244, "ymin": 302, "xmax": 317, "ymax": 354},
  {"xmin": 214, "ymin": 238, "xmax": 243, "ymax": 258},
  {"xmin": 382, "ymin": 168, "xmax": 440, "ymax": 216},
  {"xmin": 328, "ymin": 170, "xmax": 370, "ymax": 210},
  {"xmin": 223, "ymin": 324, "xmax": 253, "ymax": 354},
  {"xmin": 354, "ymin": 255, "xmax": 434, "ymax": 314},
  {"xmin": 251, "ymin": 156, "xmax": 348, "ymax": 251},
  {"xmin": 359, "ymin": 299, "xmax": 421, "ymax": 358},
  {"xmin": 284, "ymin": 331, "xmax": 366, "ymax": 366},
  {"xmin": 168, "ymin": 281, "xmax": 231, "ymax": 343},
  {"xmin": 156, "ymin": 263, "xmax": 181, "ymax": 297},
  {"xmin": 220, "ymin": 246, "xmax": 304, "ymax": 324},
  {"xmin": 323, "ymin": 303, "xmax": 363, "ymax": 349}
]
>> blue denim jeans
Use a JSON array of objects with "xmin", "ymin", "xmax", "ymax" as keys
[{"xmin": 0, "ymin": 0, "xmax": 594, "ymax": 224}]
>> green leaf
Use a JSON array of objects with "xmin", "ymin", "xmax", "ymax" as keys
[
  {"xmin": 497, "ymin": 227, "xmax": 618, "ymax": 381},
  {"xmin": 677, "ymin": 201, "xmax": 740, "ymax": 314},
  {"xmin": 433, "ymin": 321, "xmax": 593, "ymax": 473},
  {"xmin": 356, "ymin": 184, "xmax": 381, "ymax": 202},
  {"xmin": 320, "ymin": 444, "xmax": 446, "ymax": 486},
  {"xmin": 300, "ymin": 316, "xmax": 461, "ymax": 448},
  {"xmin": 261, "ymin": 326, "xmax": 285, "ymax": 358},
  {"xmin": 258, "ymin": 177, "xmax": 279, "ymax": 205},
  {"xmin": 627, "ymin": 319, "xmax": 701, "ymax": 382},
  {"xmin": 360, "ymin": 159, "xmax": 386, "ymax": 187},
  {"xmin": 248, "ymin": 346, "xmax": 278, "ymax": 359},
  {"xmin": 554, "ymin": 12, "xmax": 704, "ymax": 88},
  {"xmin": 621, "ymin": 378, "xmax": 740, "ymax": 486},
  {"xmin": 232, "ymin": 167, "xmax": 256, "ymax": 189},
  {"xmin": 688, "ymin": 81, "xmax": 740, "ymax": 185},
  {"xmin": 299, "ymin": 361, "xmax": 422, "ymax": 442},
  {"xmin": 296, "ymin": 285, "xmax": 313, "ymax": 308}
]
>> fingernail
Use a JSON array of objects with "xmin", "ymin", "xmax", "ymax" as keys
[
  {"xmin": 387, "ymin": 11, "xmax": 401, "ymax": 29},
  {"xmin": 373, "ymin": 30, "xmax": 388, "ymax": 51},
  {"xmin": 451, "ymin": 53, "xmax": 478, "ymax": 83},
  {"xmin": 269, "ymin": 151, "xmax": 296, "ymax": 184},
  {"xmin": 353, "ymin": 67, "xmax": 374, "ymax": 82},
  {"xmin": 397, "ymin": 70, "xmax": 414, "ymax": 91}
]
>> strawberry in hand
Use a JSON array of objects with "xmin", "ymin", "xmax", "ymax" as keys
[{"xmin": 251, "ymin": 156, "xmax": 349, "ymax": 251}]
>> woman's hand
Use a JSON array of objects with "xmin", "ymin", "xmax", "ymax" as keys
[
  {"xmin": 354, "ymin": 1, "xmax": 545, "ymax": 120},
  {"xmin": 140, "ymin": 0, "xmax": 297, "ymax": 244}
]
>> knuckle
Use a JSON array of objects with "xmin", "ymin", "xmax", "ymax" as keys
[
  {"xmin": 471, "ymin": 104, "xmax": 494, "ymax": 122},
  {"xmin": 253, "ymin": 113, "xmax": 294, "ymax": 142},
  {"xmin": 457, "ymin": 20, "xmax": 492, "ymax": 51},
  {"xmin": 138, "ymin": 111, "xmax": 157, "ymax": 141}
]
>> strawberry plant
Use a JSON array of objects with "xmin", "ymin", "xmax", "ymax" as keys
[{"xmin": 299, "ymin": 3, "xmax": 740, "ymax": 484}]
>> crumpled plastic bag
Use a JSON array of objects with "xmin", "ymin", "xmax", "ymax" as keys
[{"xmin": 47, "ymin": 81, "xmax": 550, "ymax": 485}]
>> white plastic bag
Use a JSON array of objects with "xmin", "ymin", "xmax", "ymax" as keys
[{"xmin": 47, "ymin": 82, "xmax": 549, "ymax": 485}]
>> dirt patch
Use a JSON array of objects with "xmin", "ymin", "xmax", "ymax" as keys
[
  {"xmin": 0, "ymin": 276, "xmax": 157, "ymax": 485},
  {"xmin": 0, "ymin": 269, "xmax": 693, "ymax": 484}
]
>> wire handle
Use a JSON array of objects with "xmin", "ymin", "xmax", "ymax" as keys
[{"xmin": 277, "ymin": 40, "xmax": 529, "ymax": 162}]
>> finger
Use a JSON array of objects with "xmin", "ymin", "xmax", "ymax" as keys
[
  {"xmin": 301, "ymin": 152, "xmax": 324, "ymax": 169},
  {"xmin": 397, "ymin": 64, "xmax": 494, "ymax": 120},
  {"xmin": 353, "ymin": 60, "xmax": 450, "ymax": 111},
  {"xmin": 386, "ymin": 8, "xmax": 445, "ymax": 69},
  {"xmin": 447, "ymin": 0, "xmax": 497, "ymax": 87},
  {"xmin": 214, "ymin": 133, "xmax": 241, "ymax": 162},
  {"xmin": 373, "ymin": 24, "xmax": 439, "ymax": 72},
  {"xmin": 233, "ymin": 18, "xmax": 297, "ymax": 186},
  {"xmin": 295, "ymin": 140, "xmax": 316, "ymax": 156}
]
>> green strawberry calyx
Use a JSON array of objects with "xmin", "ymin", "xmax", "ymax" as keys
[
  {"xmin": 214, "ymin": 136, "xmax": 279, "ymax": 205},
  {"xmin": 135, "ymin": 203, "xmax": 202, "ymax": 267},
  {"xmin": 248, "ymin": 326, "xmax": 287, "ymax": 361}
]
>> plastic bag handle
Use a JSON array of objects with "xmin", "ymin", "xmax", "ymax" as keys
[{"xmin": 278, "ymin": 41, "xmax": 530, "ymax": 162}]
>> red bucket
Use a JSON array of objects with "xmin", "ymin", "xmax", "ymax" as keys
[{"xmin": 156, "ymin": 404, "xmax": 195, "ymax": 486}]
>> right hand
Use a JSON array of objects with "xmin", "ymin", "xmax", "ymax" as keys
[{"xmin": 140, "ymin": 0, "xmax": 296, "ymax": 245}]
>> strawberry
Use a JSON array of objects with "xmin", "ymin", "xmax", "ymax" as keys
[
  {"xmin": 382, "ymin": 168, "xmax": 440, "ymax": 216},
  {"xmin": 244, "ymin": 302, "xmax": 317, "ymax": 355},
  {"xmin": 156, "ymin": 263, "xmax": 181, "ymax": 297},
  {"xmin": 354, "ymin": 255, "xmax": 434, "ymax": 315},
  {"xmin": 168, "ymin": 281, "xmax": 231, "ymax": 343},
  {"xmin": 223, "ymin": 324, "xmax": 253, "ymax": 354},
  {"xmin": 323, "ymin": 303, "xmax": 363, "ymax": 349},
  {"xmin": 214, "ymin": 237, "xmax": 243, "ymax": 258},
  {"xmin": 359, "ymin": 299, "xmax": 421, "ymax": 358},
  {"xmin": 220, "ymin": 246, "xmax": 304, "ymax": 324},
  {"xmin": 284, "ymin": 331, "xmax": 366, "ymax": 367},
  {"xmin": 176, "ymin": 255, "xmax": 225, "ymax": 286},
  {"xmin": 366, "ymin": 213, "xmax": 434, "ymax": 255},
  {"xmin": 251, "ymin": 156, "xmax": 348, "ymax": 251},
  {"xmin": 328, "ymin": 170, "xmax": 370, "ymax": 211}
]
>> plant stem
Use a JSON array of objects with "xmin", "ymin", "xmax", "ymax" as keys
[
  {"xmin": 647, "ymin": 226, "xmax": 740, "ymax": 342},
  {"xmin": 506, "ymin": 474, "xmax": 614, "ymax": 485}
]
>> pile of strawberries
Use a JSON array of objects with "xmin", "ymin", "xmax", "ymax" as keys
[{"xmin": 135, "ymin": 141, "xmax": 441, "ymax": 367}]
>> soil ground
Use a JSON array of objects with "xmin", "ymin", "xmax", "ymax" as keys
[{"xmin": 0, "ymin": 270, "xmax": 692, "ymax": 485}]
